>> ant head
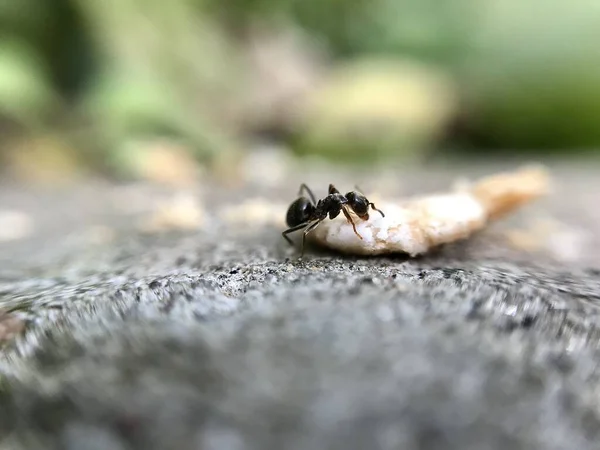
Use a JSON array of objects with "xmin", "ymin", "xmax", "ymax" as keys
[
  {"xmin": 286, "ymin": 197, "xmax": 315, "ymax": 227},
  {"xmin": 345, "ymin": 191, "xmax": 369, "ymax": 217}
]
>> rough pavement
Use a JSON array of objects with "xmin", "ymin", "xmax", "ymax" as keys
[{"xmin": 1, "ymin": 161, "xmax": 600, "ymax": 449}]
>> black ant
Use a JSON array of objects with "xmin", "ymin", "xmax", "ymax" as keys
[{"xmin": 282, "ymin": 183, "xmax": 385, "ymax": 257}]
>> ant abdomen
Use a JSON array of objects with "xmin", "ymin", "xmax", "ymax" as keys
[{"xmin": 286, "ymin": 197, "xmax": 315, "ymax": 227}]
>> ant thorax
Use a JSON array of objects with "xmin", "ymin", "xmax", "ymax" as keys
[{"xmin": 316, "ymin": 194, "xmax": 346, "ymax": 220}]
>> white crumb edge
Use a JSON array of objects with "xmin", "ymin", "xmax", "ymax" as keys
[{"xmin": 309, "ymin": 193, "xmax": 487, "ymax": 256}]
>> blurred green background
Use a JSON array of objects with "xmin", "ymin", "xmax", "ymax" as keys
[{"xmin": 1, "ymin": 0, "xmax": 599, "ymax": 184}]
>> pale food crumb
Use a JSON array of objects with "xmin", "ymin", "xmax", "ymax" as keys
[{"xmin": 310, "ymin": 165, "xmax": 550, "ymax": 256}]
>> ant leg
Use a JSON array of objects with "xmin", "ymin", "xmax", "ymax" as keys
[
  {"xmin": 298, "ymin": 183, "xmax": 316, "ymax": 204},
  {"xmin": 369, "ymin": 203, "xmax": 385, "ymax": 218},
  {"xmin": 300, "ymin": 220, "xmax": 322, "ymax": 258},
  {"xmin": 342, "ymin": 206, "xmax": 363, "ymax": 240},
  {"xmin": 328, "ymin": 184, "xmax": 340, "ymax": 195},
  {"xmin": 282, "ymin": 222, "xmax": 310, "ymax": 246}
]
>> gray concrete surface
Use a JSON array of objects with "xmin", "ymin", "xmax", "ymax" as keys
[{"xmin": 1, "ymin": 161, "xmax": 600, "ymax": 449}]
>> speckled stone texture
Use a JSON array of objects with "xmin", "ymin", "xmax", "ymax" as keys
[{"xmin": 1, "ymin": 161, "xmax": 600, "ymax": 450}]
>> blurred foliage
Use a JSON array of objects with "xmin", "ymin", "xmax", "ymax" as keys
[
  {"xmin": 0, "ymin": 0, "xmax": 600, "ymax": 181},
  {"xmin": 293, "ymin": 58, "xmax": 457, "ymax": 163},
  {"xmin": 74, "ymin": 0, "xmax": 246, "ymax": 177},
  {"xmin": 207, "ymin": 0, "xmax": 473, "ymax": 61},
  {"xmin": 459, "ymin": 0, "xmax": 600, "ymax": 150},
  {"xmin": 0, "ymin": 39, "xmax": 58, "ymax": 127}
]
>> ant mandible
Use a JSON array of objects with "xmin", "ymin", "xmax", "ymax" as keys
[{"xmin": 282, "ymin": 183, "xmax": 385, "ymax": 257}]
